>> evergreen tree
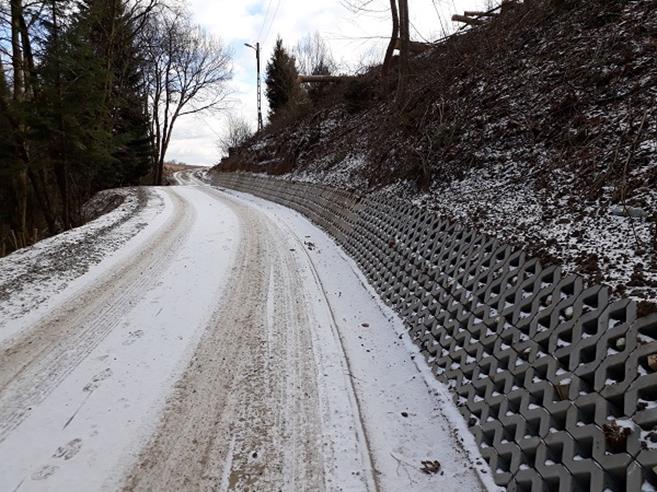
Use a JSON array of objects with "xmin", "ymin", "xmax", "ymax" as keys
[
  {"xmin": 0, "ymin": 0, "xmax": 227, "ymax": 253},
  {"xmin": 22, "ymin": 0, "xmax": 153, "ymax": 230},
  {"xmin": 74, "ymin": 0, "xmax": 153, "ymax": 189},
  {"xmin": 264, "ymin": 37, "xmax": 299, "ymax": 119}
]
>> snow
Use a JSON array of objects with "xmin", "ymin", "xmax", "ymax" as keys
[
  {"xmin": 291, "ymin": 152, "xmax": 369, "ymax": 189},
  {"xmin": 0, "ymin": 187, "xmax": 241, "ymax": 491},
  {"xmin": 0, "ymin": 187, "xmax": 165, "ymax": 335},
  {"xmin": 0, "ymin": 175, "xmax": 495, "ymax": 491},
  {"xmin": 218, "ymin": 183, "xmax": 499, "ymax": 491}
]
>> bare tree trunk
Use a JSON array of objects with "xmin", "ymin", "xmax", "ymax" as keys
[
  {"xmin": 10, "ymin": 0, "xmax": 27, "ymax": 235},
  {"xmin": 156, "ymin": 107, "xmax": 182, "ymax": 185},
  {"xmin": 451, "ymin": 14, "xmax": 485, "ymax": 26},
  {"xmin": 10, "ymin": 0, "xmax": 24, "ymax": 100},
  {"xmin": 17, "ymin": 9, "xmax": 37, "ymax": 99},
  {"xmin": 298, "ymin": 74, "xmax": 354, "ymax": 83},
  {"xmin": 382, "ymin": 0, "xmax": 399, "ymax": 76},
  {"xmin": 149, "ymin": 65, "xmax": 163, "ymax": 185},
  {"xmin": 28, "ymin": 168, "xmax": 57, "ymax": 234},
  {"xmin": 51, "ymin": 0, "xmax": 70, "ymax": 228},
  {"xmin": 9, "ymin": 0, "xmax": 60, "ymax": 238},
  {"xmin": 155, "ymin": 51, "xmax": 175, "ymax": 186},
  {"xmin": 396, "ymin": 0, "xmax": 410, "ymax": 105}
]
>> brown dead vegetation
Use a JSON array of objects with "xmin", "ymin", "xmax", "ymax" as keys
[{"xmin": 214, "ymin": 0, "xmax": 657, "ymax": 309}]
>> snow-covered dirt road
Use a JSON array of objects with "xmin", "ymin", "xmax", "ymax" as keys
[{"xmin": 0, "ymin": 174, "xmax": 494, "ymax": 491}]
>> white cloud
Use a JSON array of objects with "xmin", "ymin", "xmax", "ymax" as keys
[{"xmin": 168, "ymin": 0, "xmax": 490, "ymax": 165}]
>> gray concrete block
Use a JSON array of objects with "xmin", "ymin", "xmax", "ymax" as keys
[{"xmin": 216, "ymin": 172, "xmax": 657, "ymax": 491}]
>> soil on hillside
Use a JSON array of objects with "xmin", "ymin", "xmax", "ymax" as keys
[{"xmin": 213, "ymin": 0, "xmax": 657, "ymax": 312}]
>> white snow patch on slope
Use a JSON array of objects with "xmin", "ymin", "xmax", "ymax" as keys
[{"xmin": 0, "ymin": 188, "xmax": 165, "ymax": 331}]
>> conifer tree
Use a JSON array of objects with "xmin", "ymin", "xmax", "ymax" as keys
[
  {"xmin": 71, "ymin": 0, "xmax": 153, "ymax": 190},
  {"xmin": 264, "ymin": 37, "xmax": 299, "ymax": 119},
  {"xmin": 0, "ymin": 0, "xmax": 228, "ymax": 253}
]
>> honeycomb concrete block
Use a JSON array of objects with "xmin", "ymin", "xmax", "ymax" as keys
[
  {"xmin": 627, "ymin": 460, "xmax": 656, "ymax": 492},
  {"xmin": 215, "ymin": 172, "xmax": 657, "ymax": 491},
  {"xmin": 624, "ymin": 314, "xmax": 657, "ymax": 415},
  {"xmin": 534, "ymin": 439, "xmax": 574, "ymax": 492},
  {"xmin": 509, "ymin": 467, "xmax": 544, "ymax": 492}
]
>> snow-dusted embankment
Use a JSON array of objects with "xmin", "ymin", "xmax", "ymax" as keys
[{"xmin": 0, "ymin": 176, "xmax": 493, "ymax": 491}]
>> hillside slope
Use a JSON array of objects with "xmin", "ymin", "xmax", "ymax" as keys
[{"xmin": 213, "ymin": 0, "xmax": 657, "ymax": 311}]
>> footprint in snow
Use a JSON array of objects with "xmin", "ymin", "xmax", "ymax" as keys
[
  {"xmin": 122, "ymin": 329, "xmax": 145, "ymax": 346},
  {"xmin": 52, "ymin": 438, "xmax": 83, "ymax": 461},
  {"xmin": 31, "ymin": 465, "xmax": 59, "ymax": 481},
  {"xmin": 83, "ymin": 368, "xmax": 113, "ymax": 392}
]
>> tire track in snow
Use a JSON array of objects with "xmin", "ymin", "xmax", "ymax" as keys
[
  {"xmin": 202, "ymin": 184, "xmax": 376, "ymax": 491},
  {"xmin": 0, "ymin": 188, "xmax": 195, "ymax": 444},
  {"xmin": 123, "ymin": 194, "xmax": 277, "ymax": 491},
  {"xmin": 273, "ymin": 214, "xmax": 380, "ymax": 491},
  {"xmin": 123, "ymin": 186, "xmax": 375, "ymax": 491}
]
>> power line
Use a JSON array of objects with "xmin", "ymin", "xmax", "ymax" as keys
[
  {"xmin": 262, "ymin": 0, "xmax": 282, "ymax": 45},
  {"xmin": 257, "ymin": 0, "xmax": 274, "ymax": 41},
  {"xmin": 197, "ymin": 114, "xmax": 223, "ymax": 140},
  {"xmin": 410, "ymin": 21, "xmax": 431, "ymax": 43}
]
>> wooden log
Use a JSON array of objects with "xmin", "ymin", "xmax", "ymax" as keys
[
  {"xmin": 463, "ymin": 10, "xmax": 498, "ymax": 17},
  {"xmin": 393, "ymin": 38, "xmax": 433, "ymax": 54},
  {"xmin": 451, "ymin": 14, "xmax": 485, "ymax": 26},
  {"xmin": 298, "ymin": 75, "xmax": 354, "ymax": 83}
]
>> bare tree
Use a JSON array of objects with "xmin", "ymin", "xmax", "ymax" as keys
[
  {"xmin": 7, "ymin": 0, "xmax": 31, "ymax": 236},
  {"xmin": 217, "ymin": 114, "xmax": 253, "ymax": 155},
  {"xmin": 294, "ymin": 31, "xmax": 335, "ymax": 76},
  {"xmin": 382, "ymin": 0, "xmax": 398, "ymax": 75},
  {"xmin": 342, "ymin": 0, "xmax": 409, "ymax": 103},
  {"xmin": 396, "ymin": 0, "xmax": 409, "ymax": 104},
  {"xmin": 143, "ymin": 6, "xmax": 232, "ymax": 185}
]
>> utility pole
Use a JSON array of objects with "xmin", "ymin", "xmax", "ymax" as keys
[{"xmin": 245, "ymin": 42, "xmax": 263, "ymax": 132}]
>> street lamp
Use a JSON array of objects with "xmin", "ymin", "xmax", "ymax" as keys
[{"xmin": 245, "ymin": 42, "xmax": 263, "ymax": 132}]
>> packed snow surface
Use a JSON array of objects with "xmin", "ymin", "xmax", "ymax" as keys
[{"xmin": 0, "ymin": 172, "xmax": 494, "ymax": 491}]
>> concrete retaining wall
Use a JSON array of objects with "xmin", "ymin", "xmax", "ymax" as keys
[{"xmin": 214, "ymin": 171, "xmax": 657, "ymax": 491}]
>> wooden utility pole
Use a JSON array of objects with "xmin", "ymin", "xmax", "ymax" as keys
[{"xmin": 256, "ymin": 42, "xmax": 263, "ymax": 132}]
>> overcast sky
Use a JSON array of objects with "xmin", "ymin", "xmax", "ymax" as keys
[{"xmin": 167, "ymin": 0, "xmax": 490, "ymax": 166}]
